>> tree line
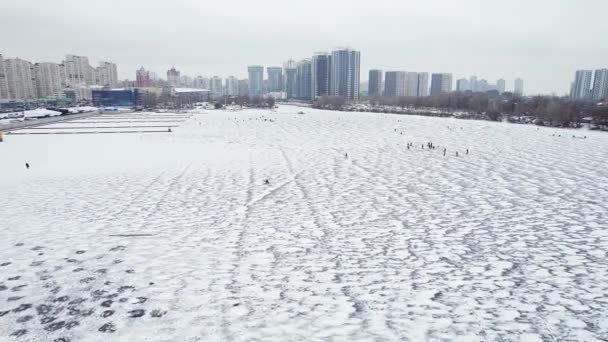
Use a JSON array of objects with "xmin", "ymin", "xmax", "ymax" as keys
[{"xmin": 313, "ymin": 92, "xmax": 608, "ymax": 130}]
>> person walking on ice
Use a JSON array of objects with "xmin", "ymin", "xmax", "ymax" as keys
[{"xmin": 25, "ymin": 163, "xmax": 30, "ymax": 169}]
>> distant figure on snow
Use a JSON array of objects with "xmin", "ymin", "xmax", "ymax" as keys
[
  {"xmin": 345, "ymin": 153, "xmax": 348, "ymax": 159},
  {"xmin": 466, "ymin": 149, "xmax": 469, "ymax": 155},
  {"xmin": 25, "ymin": 163, "xmax": 30, "ymax": 169},
  {"xmin": 443, "ymin": 148, "xmax": 446, "ymax": 156},
  {"xmin": 264, "ymin": 179, "xmax": 270, "ymax": 185}
]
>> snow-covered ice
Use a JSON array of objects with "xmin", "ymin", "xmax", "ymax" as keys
[{"xmin": 1, "ymin": 105, "xmax": 607, "ymax": 341}]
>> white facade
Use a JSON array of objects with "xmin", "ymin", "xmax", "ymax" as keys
[
  {"xmin": 35, "ymin": 63, "xmax": 66, "ymax": 98},
  {"xmin": 514, "ymin": 78, "xmax": 524, "ymax": 96},
  {"xmin": 0, "ymin": 54, "xmax": 9, "ymax": 99},
  {"xmin": 405, "ymin": 72, "xmax": 418, "ymax": 97},
  {"xmin": 96, "ymin": 62, "xmax": 118, "ymax": 87},
  {"xmin": 497, "ymin": 79, "xmax": 506, "ymax": 94},
  {"xmin": 417, "ymin": 73, "xmax": 429, "ymax": 97},
  {"xmin": 210, "ymin": 76, "xmax": 223, "ymax": 96},
  {"xmin": 5, "ymin": 58, "xmax": 37, "ymax": 99},
  {"xmin": 63, "ymin": 54, "xmax": 91, "ymax": 86},
  {"xmin": 591, "ymin": 69, "xmax": 608, "ymax": 100},
  {"xmin": 225, "ymin": 76, "xmax": 239, "ymax": 96}
]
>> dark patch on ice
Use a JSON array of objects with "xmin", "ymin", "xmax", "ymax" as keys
[
  {"xmin": 40, "ymin": 316, "xmax": 57, "ymax": 324},
  {"xmin": 8, "ymin": 276, "xmax": 21, "ymax": 281},
  {"xmin": 8, "ymin": 296, "xmax": 24, "ymax": 302},
  {"xmin": 16, "ymin": 315, "xmax": 33, "ymax": 323},
  {"xmin": 150, "ymin": 309, "xmax": 167, "ymax": 318},
  {"xmin": 134, "ymin": 297, "xmax": 147, "ymax": 304},
  {"xmin": 54, "ymin": 296, "xmax": 70, "ymax": 303},
  {"xmin": 38, "ymin": 253, "xmax": 44, "ymax": 256},
  {"xmin": 102, "ymin": 310, "xmax": 114, "ymax": 318},
  {"xmin": 54, "ymin": 338, "xmax": 70, "ymax": 342},
  {"xmin": 68, "ymin": 298, "xmax": 86, "ymax": 305},
  {"xmin": 80, "ymin": 308, "xmax": 95, "ymax": 317},
  {"xmin": 66, "ymin": 321, "xmax": 80, "ymax": 329},
  {"xmin": 128, "ymin": 309, "xmax": 145, "ymax": 318},
  {"xmin": 95, "ymin": 268, "xmax": 107, "ymax": 274},
  {"xmin": 112, "ymin": 259, "xmax": 123, "ymax": 264},
  {"xmin": 15, "ymin": 243, "xmax": 24, "ymax": 247},
  {"xmin": 65, "ymin": 258, "xmax": 78, "ymax": 263},
  {"xmin": 92, "ymin": 289, "xmax": 108, "ymax": 297},
  {"xmin": 12, "ymin": 284, "xmax": 27, "ymax": 292},
  {"xmin": 0, "ymin": 262, "xmax": 11, "ymax": 267},
  {"xmin": 105, "ymin": 293, "xmax": 118, "ymax": 299},
  {"xmin": 110, "ymin": 245, "xmax": 126, "ymax": 252},
  {"xmin": 233, "ymin": 303, "xmax": 240, "ymax": 307},
  {"xmin": 31, "ymin": 246, "xmax": 44, "ymax": 251},
  {"xmin": 72, "ymin": 268, "xmax": 85, "ymax": 273},
  {"xmin": 45, "ymin": 321, "xmax": 65, "ymax": 332},
  {"xmin": 101, "ymin": 300, "xmax": 113, "ymax": 308},
  {"xmin": 0, "ymin": 285, "xmax": 7, "ymax": 291},
  {"xmin": 76, "ymin": 250, "xmax": 86, "ymax": 254},
  {"xmin": 50, "ymin": 286, "xmax": 61, "ymax": 295},
  {"xmin": 80, "ymin": 277, "xmax": 95, "ymax": 284},
  {"xmin": 13, "ymin": 304, "xmax": 32, "ymax": 313},
  {"xmin": 104, "ymin": 281, "xmax": 112, "ymax": 286},
  {"xmin": 117, "ymin": 285, "xmax": 135, "ymax": 293},
  {"xmin": 0, "ymin": 310, "xmax": 10, "ymax": 317},
  {"xmin": 30, "ymin": 261, "xmax": 44, "ymax": 266},
  {"xmin": 39, "ymin": 274, "xmax": 52, "ymax": 281},
  {"xmin": 10, "ymin": 329, "xmax": 27, "ymax": 337},
  {"xmin": 119, "ymin": 298, "xmax": 128, "ymax": 303},
  {"xmin": 149, "ymin": 282, "xmax": 155, "ymax": 285},
  {"xmin": 98, "ymin": 322, "xmax": 116, "ymax": 333},
  {"xmin": 67, "ymin": 307, "xmax": 80, "ymax": 316},
  {"xmin": 431, "ymin": 291, "xmax": 443, "ymax": 302},
  {"xmin": 125, "ymin": 269, "xmax": 135, "ymax": 274},
  {"xmin": 36, "ymin": 304, "xmax": 53, "ymax": 315}
]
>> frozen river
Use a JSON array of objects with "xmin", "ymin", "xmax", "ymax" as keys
[{"xmin": 1, "ymin": 106, "xmax": 607, "ymax": 341}]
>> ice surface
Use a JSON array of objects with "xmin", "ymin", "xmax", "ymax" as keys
[{"xmin": 1, "ymin": 106, "xmax": 607, "ymax": 341}]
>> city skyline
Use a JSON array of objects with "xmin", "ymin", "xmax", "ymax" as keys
[{"xmin": 2, "ymin": 0, "xmax": 607, "ymax": 95}]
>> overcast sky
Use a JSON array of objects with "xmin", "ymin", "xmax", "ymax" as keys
[{"xmin": 2, "ymin": 0, "xmax": 607, "ymax": 95}]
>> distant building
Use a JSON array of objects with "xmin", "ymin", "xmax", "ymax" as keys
[
  {"xmin": 180, "ymin": 75, "xmax": 193, "ymax": 88},
  {"xmin": 267, "ymin": 67, "xmax": 284, "ymax": 93},
  {"xmin": 312, "ymin": 53, "xmax": 331, "ymax": 100},
  {"xmin": 167, "ymin": 67, "xmax": 181, "ymax": 87},
  {"xmin": 63, "ymin": 54, "xmax": 91, "ymax": 86},
  {"xmin": 96, "ymin": 62, "xmax": 118, "ymax": 87},
  {"xmin": 330, "ymin": 48, "xmax": 360, "ymax": 100},
  {"xmin": 591, "ymin": 69, "xmax": 608, "ymax": 100},
  {"xmin": 296, "ymin": 59, "xmax": 312, "ymax": 100},
  {"xmin": 417, "ymin": 73, "xmax": 429, "ymax": 97},
  {"xmin": 135, "ymin": 67, "xmax": 152, "ymax": 87},
  {"xmin": 193, "ymin": 76, "xmax": 210, "ymax": 89},
  {"xmin": 405, "ymin": 72, "xmax": 418, "ymax": 97},
  {"xmin": 225, "ymin": 76, "xmax": 239, "ymax": 96},
  {"xmin": 238, "ymin": 79, "xmax": 249, "ymax": 97},
  {"xmin": 5, "ymin": 58, "xmax": 37, "ymax": 99},
  {"xmin": 247, "ymin": 66, "xmax": 264, "ymax": 97},
  {"xmin": 469, "ymin": 76, "xmax": 478, "ymax": 92},
  {"xmin": 34, "ymin": 62, "xmax": 66, "ymax": 98},
  {"xmin": 514, "ymin": 78, "xmax": 524, "ymax": 96},
  {"xmin": 284, "ymin": 59, "xmax": 297, "ymax": 99},
  {"xmin": 368, "ymin": 69, "xmax": 383, "ymax": 97},
  {"xmin": 496, "ymin": 79, "xmax": 506, "ymax": 94},
  {"xmin": 92, "ymin": 88, "xmax": 141, "ymax": 107},
  {"xmin": 210, "ymin": 76, "xmax": 223, "ymax": 96},
  {"xmin": 0, "ymin": 54, "xmax": 8, "ymax": 99},
  {"xmin": 384, "ymin": 71, "xmax": 406, "ymax": 97},
  {"xmin": 456, "ymin": 78, "xmax": 470, "ymax": 92},
  {"xmin": 430, "ymin": 73, "xmax": 452, "ymax": 96}
]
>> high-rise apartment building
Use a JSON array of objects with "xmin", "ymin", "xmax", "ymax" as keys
[
  {"xmin": 0, "ymin": 54, "xmax": 9, "ymax": 99},
  {"xmin": 514, "ymin": 78, "xmax": 525, "ymax": 96},
  {"xmin": 136, "ymin": 67, "xmax": 152, "ymax": 87},
  {"xmin": 296, "ymin": 59, "xmax": 312, "ymax": 100},
  {"xmin": 384, "ymin": 71, "xmax": 406, "ymax": 97},
  {"xmin": 591, "ymin": 69, "xmax": 608, "ymax": 100},
  {"xmin": 284, "ymin": 60, "xmax": 297, "ymax": 99},
  {"xmin": 210, "ymin": 76, "xmax": 223, "ymax": 95},
  {"xmin": 330, "ymin": 48, "xmax": 360, "ymax": 100},
  {"xmin": 34, "ymin": 62, "xmax": 66, "ymax": 97},
  {"xmin": 496, "ymin": 79, "xmax": 506, "ymax": 94},
  {"xmin": 238, "ymin": 79, "xmax": 249, "ymax": 97},
  {"xmin": 456, "ymin": 78, "xmax": 470, "ymax": 92},
  {"xmin": 430, "ymin": 73, "xmax": 452, "ymax": 96},
  {"xmin": 63, "ymin": 54, "xmax": 91, "ymax": 86},
  {"xmin": 417, "ymin": 73, "xmax": 429, "ymax": 97},
  {"xmin": 405, "ymin": 72, "xmax": 418, "ymax": 97},
  {"xmin": 368, "ymin": 69, "xmax": 383, "ymax": 97},
  {"xmin": 5, "ymin": 58, "xmax": 37, "ymax": 99},
  {"xmin": 267, "ymin": 67, "xmax": 284, "ymax": 93},
  {"xmin": 97, "ymin": 62, "xmax": 118, "ymax": 87},
  {"xmin": 225, "ymin": 76, "xmax": 239, "ymax": 96},
  {"xmin": 167, "ymin": 67, "xmax": 181, "ymax": 87},
  {"xmin": 312, "ymin": 53, "xmax": 331, "ymax": 100},
  {"xmin": 247, "ymin": 66, "xmax": 264, "ymax": 97}
]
